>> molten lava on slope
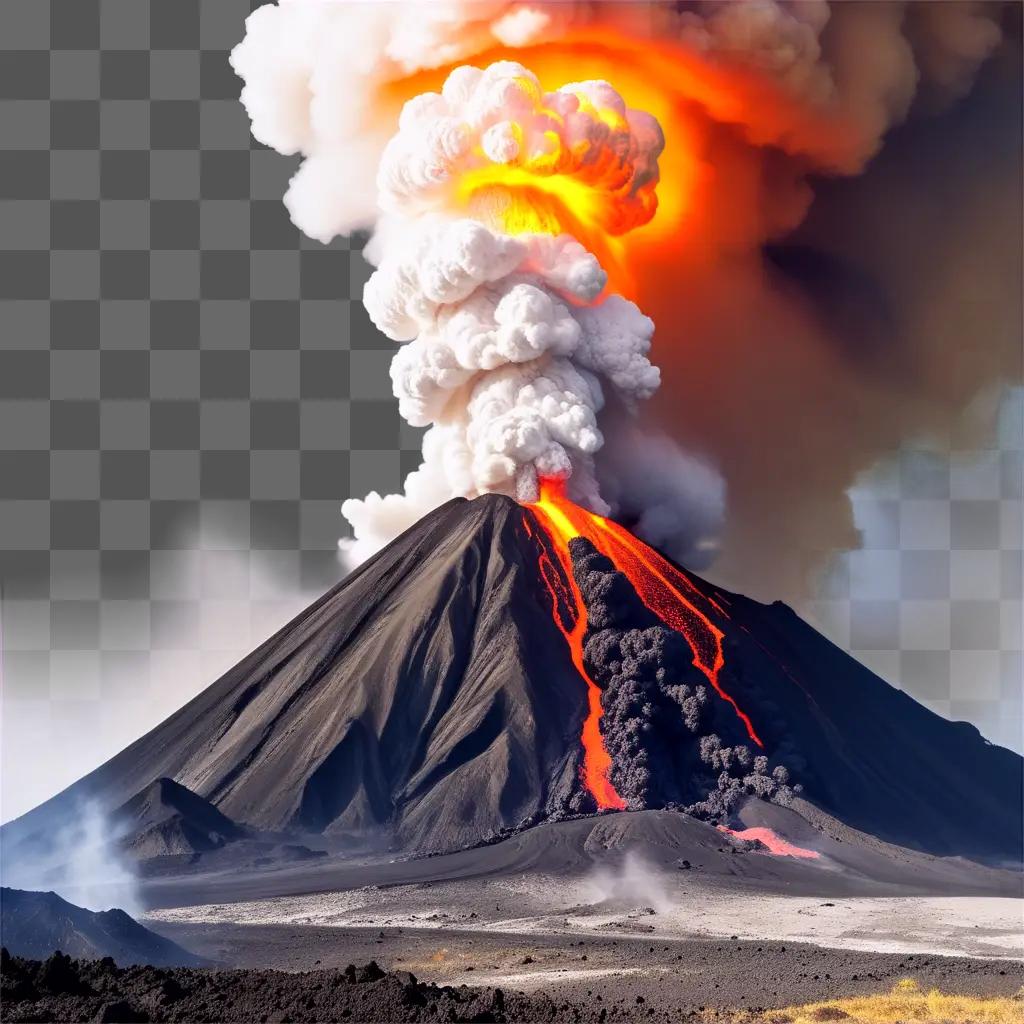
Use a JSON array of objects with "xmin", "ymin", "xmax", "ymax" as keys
[
  {"xmin": 3, "ymin": 495, "xmax": 1020, "ymax": 863},
  {"xmin": 523, "ymin": 514, "xmax": 625, "ymax": 811},
  {"xmin": 529, "ymin": 478, "xmax": 789, "ymax": 816},
  {"xmin": 525, "ymin": 481, "xmax": 1022, "ymax": 867}
]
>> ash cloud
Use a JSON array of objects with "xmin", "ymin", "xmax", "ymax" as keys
[
  {"xmin": 232, "ymin": 1, "xmax": 1021, "ymax": 601},
  {"xmin": 595, "ymin": 415, "xmax": 726, "ymax": 570},
  {"xmin": 647, "ymin": 37, "xmax": 1022, "ymax": 603}
]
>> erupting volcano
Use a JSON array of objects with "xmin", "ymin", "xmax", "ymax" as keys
[
  {"xmin": 6, "ymin": 12, "xmax": 1021, "ymax": 913},
  {"xmin": 4, "ymin": 494, "xmax": 1021, "ymax": 868}
]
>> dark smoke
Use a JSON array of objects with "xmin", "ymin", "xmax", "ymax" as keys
[
  {"xmin": 640, "ymin": 33, "xmax": 1022, "ymax": 605},
  {"xmin": 568, "ymin": 538, "xmax": 800, "ymax": 822}
]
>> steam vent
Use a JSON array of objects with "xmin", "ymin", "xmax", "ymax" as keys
[{"xmin": 3, "ymin": 495, "xmax": 1021, "ymax": 864}]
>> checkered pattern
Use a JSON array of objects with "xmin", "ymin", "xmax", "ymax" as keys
[
  {"xmin": 0, "ymin": 0, "xmax": 427, "ymax": 816},
  {"xmin": 806, "ymin": 395, "xmax": 1024, "ymax": 752},
  {"xmin": 0, "ymin": 1, "xmax": 1021, "ymax": 818}
]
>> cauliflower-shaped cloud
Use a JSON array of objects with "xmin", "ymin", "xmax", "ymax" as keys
[
  {"xmin": 342, "ymin": 213, "xmax": 662, "ymax": 560},
  {"xmin": 377, "ymin": 62, "xmax": 665, "ymax": 236}
]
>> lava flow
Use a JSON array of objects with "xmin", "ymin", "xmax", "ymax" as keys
[
  {"xmin": 717, "ymin": 825, "xmax": 820, "ymax": 860},
  {"xmin": 524, "ymin": 514, "xmax": 626, "ymax": 810},
  {"xmin": 529, "ymin": 477, "xmax": 764, "ymax": 807}
]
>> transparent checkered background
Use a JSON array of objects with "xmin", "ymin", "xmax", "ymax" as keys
[
  {"xmin": 807, "ymin": 405, "xmax": 1023, "ymax": 754},
  {"xmin": 0, "ymin": 0, "xmax": 430, "ymax": 817},
  {"xmin": 0, "ymin": 0, "xmax": 1021, "ymax": 818}
]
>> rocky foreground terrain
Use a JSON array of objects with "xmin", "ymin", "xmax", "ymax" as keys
[
  {"xmin": 4, "ymin": 941, "xmax": 1021, "ymax": 1024},
  {"xmin": 3, "ymin": 948, "xmax": 652, "ymax": 1023}
]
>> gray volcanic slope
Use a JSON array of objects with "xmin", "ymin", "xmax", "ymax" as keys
[
  {"xmin": 3, "ymin": 496, "xmax": 587, "ymax": 855},
  {"xmin": 114, "ymin": 778, "xmax": 246, "ymax": 858},
  {"xmin": 2, "ymin": 493, "xmax": 1021, "ymax": 865}
]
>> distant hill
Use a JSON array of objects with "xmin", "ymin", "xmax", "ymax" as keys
[
  {"xmin": 114, "ymin": 777, "xmax": 245, "ymax": 858},
  {"xmin": 0, "ymin": 887, "xmax": 204, "ymax": 967}
]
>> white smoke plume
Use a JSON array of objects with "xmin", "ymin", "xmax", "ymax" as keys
[
  {"xmin": 232, "ymin": 2, "xmax": 1006, "ymax": 240},
  {"xmin": 232, "ymin": 1, "xmax": 1017, "ymax": 588},
  {"xmin": 583, "ymin": 848, "xmax": 673, "ymax": 916},
  {"xmin": 1, "ymin": 801, "xmax": 141, "ymax": 915},
  {"xmin": 338, "ymin": 60, "xmax": 668, "ymax": 561}
]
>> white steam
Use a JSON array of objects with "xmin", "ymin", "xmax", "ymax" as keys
[
  {"xmin": 230, "ymin": 1, "xmax": 569, "ymax": 243},
  {"xmin": 1, "ymin": 801, "xmax": 141, "ymax": 915},
  {"xmin": 356, "ymin": 216, "xmax": 658, "ymax": 509},
  {"xmin": 337, "ymin": 61, "xmax": 670, "ymax": 560},
  {"xmin": 584, "ymin": 849, "xmax": 673, "ymax": 916}
]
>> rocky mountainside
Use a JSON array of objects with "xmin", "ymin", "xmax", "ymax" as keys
[{"xmin": 2, "ymin": 495, "xmax": 1020, "ymax": 863}]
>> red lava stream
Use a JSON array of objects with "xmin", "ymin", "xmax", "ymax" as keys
[
  {"xmin": 527, "ymin": 478, "xmax": 763, "ymax": 809},
  {"xmin": 717, "ymin": 825, "xmax": 820, "ymax": 859}
]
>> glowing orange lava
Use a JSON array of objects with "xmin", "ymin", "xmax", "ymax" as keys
[
  {"xmin": 531, "ymin": 478, "xmax": 763, "ymax": 765},
  {"xmin": 374, "ymin": 27, "xmax": 847, "ymax": 301},
  {"xmin": 524, "ymin": 514, "xmax": 626, "ymax": 810},
  {"xmin": 717, "ymin": 825, "xmax": 819, "ymax": 860}
]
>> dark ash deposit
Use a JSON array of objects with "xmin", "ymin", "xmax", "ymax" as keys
[
  {"xmin": 5, "ymin": 941, "xmax": 1021, "ymax": 1024},
  {"xmin": 568, "ymin": 538, "xmax": 798, "ymax": 821},
  {"xmin": 1, "ymin": 948, "xmax": 551, "ymax": 1024}
]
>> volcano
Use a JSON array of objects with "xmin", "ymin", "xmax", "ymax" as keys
[{"xmin": 2, "ymin": 494, "xmax": 1020, "ymax": 865}]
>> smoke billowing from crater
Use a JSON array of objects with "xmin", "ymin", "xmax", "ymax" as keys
[
  {"xmin": 232, "ymin": 1, "xmax": 1021, "ymax": 597},
  {"xmin": 340, "ymin": 60, "xmax": 673, "ymax": 564}
]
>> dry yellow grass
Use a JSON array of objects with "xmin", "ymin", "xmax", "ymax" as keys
[{"xmin": 763, "ymin": 978, "xmax": 1024, "ymax": 1024}]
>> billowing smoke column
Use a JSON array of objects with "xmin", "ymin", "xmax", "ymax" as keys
[
  {"xmin": 342, "ymin": 62, "xmax": 668, "ymax": 561},
  {"xmin": 232, "ymin": 1, "xmax": 1019, "ymax": 597}
]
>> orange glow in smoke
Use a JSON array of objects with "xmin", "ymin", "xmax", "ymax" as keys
[
  {"xmin": 531, "ymin": 478, "xmax": 763, "ymax": 793},
  {"xmin": 377, "ymin": 31, "xmax": 711, "ymax": 298},
  {"xmin": 375, "ymin": 27, "xmax": 845, "ymax": 302}
]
